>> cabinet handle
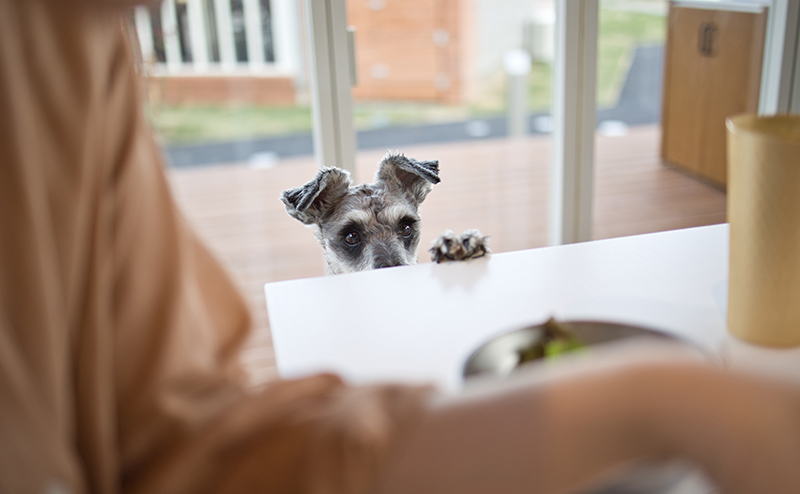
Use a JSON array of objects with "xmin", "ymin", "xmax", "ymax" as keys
[{"xmin": 698, "ymin": 22, "xmax": 716, "ymax": 57}]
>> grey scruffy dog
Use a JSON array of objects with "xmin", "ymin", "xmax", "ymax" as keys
[{"xmin": 281, "ymin": 152, "xmax": 489, "ymax": 274}]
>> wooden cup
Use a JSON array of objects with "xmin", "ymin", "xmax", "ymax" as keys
[{"xmin": 727, "ymin": 114, "xmax": 800, "ymax": 347}]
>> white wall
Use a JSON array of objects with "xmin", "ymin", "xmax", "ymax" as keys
[{"xmin": 474, "ymin": 0, "xmax": 552, "ymax": 78}]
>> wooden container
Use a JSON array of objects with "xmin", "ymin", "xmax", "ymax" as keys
[{"xmin": 727, "ymin": 114, "xmax": 800, "ymax": 347}]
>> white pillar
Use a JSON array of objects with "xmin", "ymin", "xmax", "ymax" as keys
[
  {"xmin": 505, "ymin": 49, "xmax": 532, "ymax": 138},
  {"xmin": 161, "ymin": 0, "xmax": 183, "ymax": 73},
  {"xmin": 186, "ymin": 0, "xmax": 210, "ymax": 72},
  {"xmin": 214, "ymin": 0, "xmax": 237, "ymax": 71},
  {"xmin": 305, "ymin": 0, "xmax": 357, "ymax": 176},
  {"xmin": 134, "ymin": 6, "xmax": 155, "ymax": 65},
  {"xmin": 759, "ymin": 0, "xmax": 800, "ymax": 114},
  {"xmin": 243, "ymin": 0, "xmax": 266, "ymax": 71},
  {"xmin": 549, "ymin": 0, "xmax": 598, "ymax": 246},
  {"xmin": 272, "ymin": 0, "xmax": 302, "ymax": 75}
]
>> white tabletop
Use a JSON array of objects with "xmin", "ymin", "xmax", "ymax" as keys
[{"xmin": 267, "ymin": 224, "xmax": 789, "ymax": 391}]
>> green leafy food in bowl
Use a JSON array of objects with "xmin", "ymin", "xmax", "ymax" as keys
[
  {"xmin": 518, "ymin": 318, "xmax": 587, "ymax": 364},
  {"xmin": 544, "ymin": 338, "xmax": 587, "ymax": 358}
]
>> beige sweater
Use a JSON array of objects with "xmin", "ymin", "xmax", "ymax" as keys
[{"xmin": 0, "ymin": 2, "xmax": 429, "ymax": 492}]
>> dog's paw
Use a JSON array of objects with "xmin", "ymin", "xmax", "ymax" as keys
[{"xmin": 430, "ymin": 229, "xmax": 491, "ymax": 263}]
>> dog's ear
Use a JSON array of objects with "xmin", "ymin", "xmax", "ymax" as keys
[
  {"xmin": 375, "ymin": 152, "xmax": 440, "ymax": 205},
  {"xmin": 281, "ymin": 167, "xmax": 352, "ymax": 225}
]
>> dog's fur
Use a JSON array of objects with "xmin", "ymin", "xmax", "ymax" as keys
[
  {"xmin": 281, "ymin": 152, "xmax": 489, "ymax": 274},
  {"xmin": 429, "ymin": 229, "xmax": 490, "ymax": 264}
]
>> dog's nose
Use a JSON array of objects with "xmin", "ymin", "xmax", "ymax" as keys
[{"xmin": 373, "ymin": 257, "xmax": 406, "ymax": 270}]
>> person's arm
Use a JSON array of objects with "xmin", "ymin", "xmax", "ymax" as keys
[
  {"xmin": 634, "ymin": 362, "xmax": 800, "ymax": 494},
  {"xmin": 373, "ymin": 354, "xmax": 800, "ymax": 494}
]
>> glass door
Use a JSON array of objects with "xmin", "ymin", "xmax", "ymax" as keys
[
  {"xmin": 339, "ymin": 0, "xmax": 557, "ymax": 254},
  {"xmin": 132, "ymin": 0, "xmax": 320, "ymax": 383}
]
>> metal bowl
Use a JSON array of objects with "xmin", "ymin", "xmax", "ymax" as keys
[
  {"xmin": 463, "ymin": 320, "xmax": 701, "ymax": 494},
  {"xmin": 464, "ymin": 319, "xmax": 677, "ymax": 380}
]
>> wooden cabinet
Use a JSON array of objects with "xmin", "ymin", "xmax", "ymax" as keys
[{"xmin": 661, "ymin": 3, "xmax": 767, "ymax": 188}]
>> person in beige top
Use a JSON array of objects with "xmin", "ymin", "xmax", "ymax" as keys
[{"xmin": 1, "ymin": 1, "xmax": 799, "ymax": 493}]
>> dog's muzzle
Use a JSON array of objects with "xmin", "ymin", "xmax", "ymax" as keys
[{"xmin": 372, "ymin": 246, "xmax": 407, "ymax": 270}]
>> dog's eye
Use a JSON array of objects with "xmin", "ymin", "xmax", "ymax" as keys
[
  {"xmin": 344, "ymin": 231, "xmax": 361, "ymax": 246},
  {"xmin": 400, "ymin": 224, "xmax": 413, "ymax": 238}
]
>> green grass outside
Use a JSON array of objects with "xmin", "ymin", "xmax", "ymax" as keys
[
  {"xmin": 147, "ymin": 105, "xmax": 314, "ymax": 143},
  {"xmin": 148, "ymin": 7, "xmax": 666, "ymax": 144}
]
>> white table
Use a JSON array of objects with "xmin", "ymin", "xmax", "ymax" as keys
[
  {"xmin": 265, "ymin": 224, "xmax": 800, "ymax": 392},
  {"xmin": 265, "ymin": 223, "xmax": 800, "ymax": 494}
]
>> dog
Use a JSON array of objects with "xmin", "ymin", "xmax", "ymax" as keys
[{"xmin": 281, "ymin": 152, "xmax": 489, "ymax": 274}]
